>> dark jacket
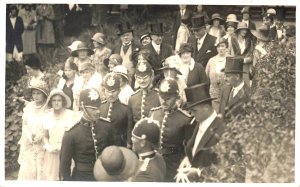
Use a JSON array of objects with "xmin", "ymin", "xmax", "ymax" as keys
[
  {"xmin": 112, "ymin": 40, "xmax": 141, "ymax": 66},
  {"xmin": 187, "ymin": 34, "xmax": 217, "ymax": 69},
  {"xmin": 187, "ymin": 61, "xmax": 209, "ymax": 87},
  {"xmin": 6, "ymin": 16, "xmax": 24, "ymax": 53}
]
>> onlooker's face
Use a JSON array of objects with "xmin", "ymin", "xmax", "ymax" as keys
[
  {"xmin": 120, "ymin": 32, "xmax": 133, "ymax": 44},
  {"xmin": 213, "ymin": 19, "xmax": 220, "ymax": 27},
  {"xmin": 51, "ymin": 95, "xmax": 64, "ymax": 111},
  {"xmin": 141, "ymin": 37, "xmax": 151, "ymax": 46},
  {"xmin": 32, "ymin": 89, "xmax": 46, "ymax": 104},
  {"xmin": 189, "ymin": 103, "xmax": 211, "ymax": 122},
  {"xmin": 227, "ymin": 25, "xmax": 235, "ymax": 35},
  {"xmin": 193, "ymin": 27, "xmax": 207, "ymax": 39},
  {"xmin": 108, "ymin": 61, "xmax": 117, "ymax": 72},
  {"xmin": 151, "ymin": 34, "xmax": 163, "ymax": 45},
  {"xmin": 217, "ymin": 43, "xmax": 227, "ymax": 56},
  {"xmin": 159, "ymin": 94, "xmax": 177, "ymax": 111},
  {"xmin": 78, "ymin": 50, "xmax": 89, "ymax": 59},
  {"xmin": 180, "ymin": 52, "xmax": 192, "ymax": 63},
  {"xmin": 10, "ymin": 9, "xmax": 17, "ymax": 17},
  {"xmin": 64, "ymin": 65, "xmax": 76, "ymax": 79},
  {"xmin": 104, "ymin": 89, "xmax": 120, "ymax": 103},
  {"xmin": 84, "ymin": 107, "xmax": 101, "ymax": 121},
  {"xmin": 239, "ymin": 29, "xmax": 248, "ymax": 37},
  {"xmin": 25, "ymin": 65, "xmax": 35, "ymax": 76},
  {"xmin": 136, "ymin": 75, "xmax": 152, "ymax": 89},
  {"xmin": 93, "ymin": 41, "xmax": 100, "ymax": 48},
  {"xmin": 80, "ymin": 69, "xmax": 93, "ymax": 81},
  {"xmin": 225, "ymin": 73, "xmax": 240, "ymax": 87},
  {"xmin": 263, "ymin": 18, "xmax": 272, "ymax": 26},
  {"xmin": 242, "ymin": 13, "xmax": 249, "ymax": 20},
  {"xmin": 138, "ymin": 54, "xmax": 148, "ymax": 64},
  {"xmin": 197, "ymin": 5, "xmax": 203, "ymax": 12}
]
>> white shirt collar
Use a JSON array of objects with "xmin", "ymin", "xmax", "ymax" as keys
[
  {"xmin": 152, "ymin": 41, "xmax": 160, "ymax": 50},
  {"xmin": 200, "ymin": 110, "xmax": 217, "ymax": 126},
  {"xmin": 232, "ymin": 81, "xmax": 245, "ymax": 97},
  {"xmin": 189, "ymin": 58, "xmax": 195, "ymax": 71},
  {"xmin": 122, "ymin": 41, "xmax": 132, "ymax": 46},
  {"xmin": 197, "ymin": 33, "xmax": 207, "ymax": 43}
]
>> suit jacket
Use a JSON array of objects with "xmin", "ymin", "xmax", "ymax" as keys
[
  {"xmin": 187, "ymin": 61, "xmax": 209, "ymax": 87},
  {"xmin": 185, "ymin": 116, "xmax": 225, "ymax": 168},
  {"xmin": 6, "ymin": 16, "xmax": 24, "ymax": 53},
  {"xmin": 219, "ymin": 83, "xmax": 251, "ymax": 118},
  {"xmin": 112, "ymin": 40, "xmax": 140, "ymax": 66},
  {"xmin": 188, "ymin": 34, "xmax": 217, "ymax": 69},
  {"xmin": 248, "ymin": 21, "xmax": 256, "ymax": 30}
]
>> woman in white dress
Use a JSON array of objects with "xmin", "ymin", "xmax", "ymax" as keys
[
  {"xmin": 18, "ymin": 80, "xmax": 49, "ymax": 180},
  {"xmin": 42, "ymin": 89, "xmax": 80, "ymax": 180}
]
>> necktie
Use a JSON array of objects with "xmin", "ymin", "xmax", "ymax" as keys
[
  {"xmin": 228, "ymin": 88, "xmax": 235, "ymax": 104},
  {"xmin": 123, "ymin": 44, "xmax": 130, "ymax": 54},
  {"xmin": 192, "ymin": 123, "xmax": 203, "ymax": 157}
]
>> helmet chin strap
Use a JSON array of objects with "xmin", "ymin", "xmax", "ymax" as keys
[{"xmin": 81, "ymin": 102, "xmax": 100, "ymax": 121}]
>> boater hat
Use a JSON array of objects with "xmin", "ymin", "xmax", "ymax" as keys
[{"xmin": 94, "ymin": 146, "xmax": 139, "ymax": 181}]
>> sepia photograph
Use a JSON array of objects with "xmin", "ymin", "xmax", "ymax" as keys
[{"xmin": 1, "ymin": 1, "xmax": 298, "ymax": 185}]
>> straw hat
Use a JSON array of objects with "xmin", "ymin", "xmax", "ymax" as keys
[{"xmin": 45, "ymin": 88, "xmax": 71, "ymax": 109}]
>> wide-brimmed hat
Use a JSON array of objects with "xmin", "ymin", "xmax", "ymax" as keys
[
  {"xmin": 91, "ymin": 32, "xmax": 106, "ymax": 45},
  {"xmin": 221, "ymin": 56, "xmax": 246, "ymax": 74},
  {"xmin": 158, "ymin": 78, "xmax": 179, "ymax": 96},
  {"xmin": 24, "ymin": 55, "xmax": 42, "ymax": 70},
  {"xmin": 94, "ymin": 146, "xmax": 139, "ymax": 181},
  {"xmin": 102, "ymin": 73, "xmax": 121, "ymax": 91},
  {"xmin": 79, "ymin": 62, "xmax": 95, "ymax": 73},
  {"xmin": 79, "ymin": 88, "xmax": 101, "ymax": 109},
  {"xmin": 183, "ymin": 83, "xmax": 216, "ymax": 109},
  {"xmin": 159, "ymin": 56, "xmax": 182, "ymax": 75},
  {"xmin": 116, "ymin": 22, "xmax": 133, "ymax": 36},
  {"xmin": 226, "ymin": 14, "xmax": 238, "ymax": 23},
  {"xmin": 251, "ymin": 25, "xmax": 270, "ymax": 42},
  {"xmin": 132, "ymin": 118, "xmax": 160, "ymax": 145},
  {"xmin": 241, "ymin": 6, "xmax": 250, "ymax": 14},
  {"xmin": 68, "ymin": 40, "xmax": 82, "ymax": 52},
  {"xmin": 104, "ymin": 54, "xmax": 123, "ymax": 68},
  {"xmin": 191, "ymin": 15, "xmax": 206, "ymax": 30},
  {"xmin": 45, "ymin": 88, "xmax": 71, "ymax": 109},
  {"xmin": 178, "ymin": 43, "xmax": 193, "ymax": 55},
  {"xmin": 149, "ymin": 23, "xmax": 165, "ymax": 35},
  {"xmin": 112, "ymin": 65, "xmax": 129, "ymax": 81},
  {"xmin": 71, "ymin": 42, "xmax": 94, "ymax": 57},
  {"xmin": 235, "ymin": 22, "xmax": 250, "ymax": 33},
  {"xmin": 28, "ymin": 80, "xmax": 49, "ymax": 98},
  {"xmin": 209, "ymin": 13, "xmax": 225, "ymax": 25}
]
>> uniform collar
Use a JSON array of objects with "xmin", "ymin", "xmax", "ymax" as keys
[{"xmin": 139, "ymin": 151, "xmax": 156, "ymax": 160}]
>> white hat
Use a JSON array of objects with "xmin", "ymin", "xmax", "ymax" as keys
[
  {"xmin": 68, "ymin": 41, "xmax": 82, "ymax": 52},
  {"xmin": 267, "ymin": 8, "xmax": 276, "ymax": 15},
  {"xmin": 45, "ymin": 88, "xmax": 72, "ymax": 109},
  {"xmin": 112, "ymin": 65, "xmax": 129, "ymax": 81}
]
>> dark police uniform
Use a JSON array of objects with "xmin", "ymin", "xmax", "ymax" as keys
[
  {"xmin": 149, "ymin": 106, "xmax": 195, "ymax": 182},
  {"xmin": 99, "ymin": 99, "xmax": 130, "ymax": 147},
  {"xmin": 59, "ymin": 118, "xmax": 113, "ymax": 181}
]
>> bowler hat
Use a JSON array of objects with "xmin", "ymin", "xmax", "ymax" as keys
[
  {"xmin": 132, "ymin": 118, "xmax": 160, "ymax": 145},
  {"xmin": 209, "ymin": 13, "xmax": 225, "ymax": 25},
  {"xmin": 45, "ymin": 88, "xmax": 71, "ymax": 109},
  {"xmin": 159, "ymin": 78, "xmax": 179, "ymax": 96},
  {"xmin": 91, "ymin": 32, "xmax": 106, "ymax": 45},
  {"xmin": 116, "ymin": 22, "xmax": 133, "ymax": 36},
  {"xmin": 94, "ymin": 146, "xmax": 139, "ymax": 181},
  {"xmin": 191, "ymin": 15, "xmax": 206, "ymax": 30},
  {"xmin": 102, "ymin": 73, "xmax": 121, "ymax": 91},
  {"xmin": 159, "ymin": 56, "xmax": 182, "ymax": 75},
  {"xmin": 135, "ymin": 61, "xmax": 153, "ymax": 78},
  {"xmin": 184, "ymin": 83, "xmax": 216, "ymax": 109},
  {"xmin": 178, "ymin": 43, "xmax": 193, "ymax": 55},
  {"xmin": 24, "ymin": 56, "xmax": 42, "ymax": 70},
  {"xmin": 251, "ymin": 25, "xmax": 270, "ymax": 42},
  {"xmin": 235, "ymin": 22, "xmax": 249, "ymax": 33},
  {"xmin": 71, "ymin": 42, "xmax": 94, "ymax": 57},
  {"xmin": 79, "ymin": 88, "xmax": 101, "ymax": 109},
  {"xmin": 221, "ymin": 56, "xmax": 246, "ymax": 74},
  {"xmin": 149, "ymin": 23, "xmax": 165, "ymax": 35}
]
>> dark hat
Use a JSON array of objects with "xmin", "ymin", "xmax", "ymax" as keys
[
  {"xmin": 149, "ymin": 23, "xmax": 165, "ymax": 35},
  {"xmin": 91, "ymin": 32, "xmax": 106, "ymax": 45},
  {"xmin": 235, "ymin": 22, "xmax": 249, "ymax": 33},
  {"xmin": 251, "ymin": 25, "xmax": 270, "ymax": 42},
  {"xmin": 191, "ymin": 15, "xmax": 206, "ymax": 30},
  {"xmin": 71, "ymin": 42, "xmax": 94, "ymax": 57},
  {"xmin": 221, "ymin": 56, "xmax": 246, "ymax": 74},
  {"xmin": 132, "ymin": 118, "xmax": 160, "ymax": 145},
  {"xmin": 181, "ymin": 14, "xmax": 191, "ymax": 25},
  {"xmin": 79, "ymin": 62, "xmax": 95, "ymax": 73},
  {"xmin": 131, "ymin": 48, "xmax": 151, "ymax": 65},
  {"xmin": 285, "ymin": 25, "xmax": 296, "ymax": 37},
  {"xmin": 102, "ymin": 73, "xmax": 121, "ymax": 91},
  {"xmin": 209, "ymin": 13, "xmax": 225, "ymax": 25},
  {"xmin": 116, "ymin": 22, "xmax": 133, "ymax": 36},
  {"xmin": 45, "ymin": 88, "xmax": 72, "ymax": 109},
  {"xmin": 104, "ymin": 54, "xmax": 123, "ymax": 68},
  {"xmin": 24, "ymin": 56, "xmax": 42, "ymax": 70},
  {"xmin": 178, "ymin": 43, "xmax": 193, "ymax": 55},
  {"xmin": 135, "ymin": 61, "xmax": 153, "ymax": 78},
  {"xmin": 241, "ymin": 6, "xmax": 250, "ymax": 14},
  {"xmin": 159, "ymin": 56, "xmax": 182, "ymax": 75},
  {"xmin": 79, "ymin": 88, "xmax": 101, "ymax": 109},
  {"xmin": 94, "ymin": 146, "xmax": 139, "ymax": 181},
  {"xmin": 226, "ymin": 21, "xmax": 238, "ymax": 30},
  {"xmin": 159, "ymin": 78, "xmax": 179, "ymax": 96},
  {"xmin": 184, "ymin": 83, "xmax": 216, "ymax": 109},
  {"xmin": 27, "ymin": 80, "xmax": 49, "ymax": 98}
]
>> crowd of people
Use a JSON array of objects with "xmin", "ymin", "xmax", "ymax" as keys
[{"xmin": 7, "ymin": 4, "xmax": 296, "ymax": 182}]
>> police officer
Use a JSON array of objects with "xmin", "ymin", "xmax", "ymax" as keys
[
  {"xmin": 59, "ymin": 88, "xmax": 113, "ymax": 181},
  {"xmin": 130, "ymin": 118, "xmax": 166, "ymax": 182},
  {"xmin": 127, "ymin": 61, "xmax": 160, "ymax": 147},
  {"xmin": 100, "ymin": 73, "xmax": 130, "ymax": 147},
  {"xmin": 149, "ymin": 78, "xmax": 195, "ymax": 182}
]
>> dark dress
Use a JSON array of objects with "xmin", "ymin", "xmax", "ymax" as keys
[{"xmin": 62, "ymin": 83, "xmax": 74, "ymax": 109}]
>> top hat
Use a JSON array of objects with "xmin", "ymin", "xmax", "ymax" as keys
[
  {"xmin": 132, "ymin": 118, "xmax": 160, "ymax": 145},
  {"xmin": 178, "ymin": 43, "xmax": 193, "ymax": 55},
  {"xmin": 24, "ymin": 56, "xmax": 42, "ymax": 70},
  {"xmin": 113, "ymin": 65, "xmax": 129, "ymax": 81},
  {"xmin": 241, "ymin": 6, "xmax": 250, "ymax": 14},
  {"xmin": 191, "ymin": 15, "xmax": 206, "ymax": 30},
  {"xmin": 135, "ymin": 61, "xmax": 153, "ymax": 78},
  {"xmin": 221, "ymin": 56, "xmax": 246, "ymax": 74},
  {"xmin": 71, "ymin": 42, "xmax": 94, "ymax": 57},
  {"xmin": 158, "ymin": 78, "xmax": 179, "ymax": 96},
  {"xmin": 209, "ymin": 13, "xmax": 225, "ymax": 25},
  {"xmin": 93, "ymin": 146, "xmax": 139, "ymax": 181},
  {"xmin": 159, "ymin": 56, "xmax": 182, "ymax": 75},
  {"xmin": 79, "ymin": 88, "xmax": 101, "ymax": 109},
  {"xmin": 251, "ymin": 25, "xmax": 270, "ymax": 42},
  {"xmin": 149, "ymin": 23, "xmax": 165, "ymax": 35},
  {"xmin": 91, "ymin": 32, "xmax": 106, "ymax": 45},
  {"xmin": 45, "ymin": 88, "xmax": 72, "ymax": 109},
  {"xmin": 116, "ymin": 22, "xmax": 133, "ymax": 36},
  {"xmin": 235, "ymin": 22, "xmax": 250, "ymax": 33},
  {"xmin": 184, "ymin": 83, "xmax": 216, "ymax": 109},
  {"xmin": 102, "ymin": 73, "xmax": 121, "ymax": 91}
]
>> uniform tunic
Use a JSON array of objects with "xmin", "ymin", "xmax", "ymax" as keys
[
  {"xmin": 149, "ymin": 106, "xmax": 195, "ymax": 181},
  {"xmin": 99, "ymin": 99, "xmax": 130, "ymax": 146},
  {"xmin": 59, "ymin": 118, "xmax": 113, "ymax": 181}
]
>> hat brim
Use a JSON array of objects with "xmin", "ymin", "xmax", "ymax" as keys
[
  {"xmin": 45, "ymin": 91, "xmax": 72, "ymax": 109},
  {"xmin": 117, "ymin": 29, "xmax": 133, "ymax": 36},
  {"xmin": 235, "ymin": 27, "xmax": 249, "ymax": 33},
  {"xmin": 183, "ymin": 97, "xmax": 217, "ymax": 110},
  {"xmin": 209, "ymin": 18, "xmax": 225, "ymax": 25},
  {"xmin": 221, "ymin": 69, "xmax": 247, "ymax": 74},
  {"xmin": 27, "ymin": 87, "xmax": 49, "ymax": 98},
  {"xmin": 159, "ymin": 67, "xmax": 182, "ymax": 75},
  {"xmin": 191, "ymin": 25, "xmax": 206, "ymax": 30},
  {"xmin": 250, "ymin": 30, "xmax": 270, "ymax": 42},
  {"xmin": 93, "ymin": 147, "xmax": 139, "ymax": 181},
  {"xmin": 71, "ymin": 48, "xmax": 94, "ymax": 57},
  {"xmin": 91, "ymin": 38, "xmax": 106, "ymax": 45}
]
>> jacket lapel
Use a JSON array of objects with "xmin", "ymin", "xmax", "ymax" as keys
[{"xmin": 186, "ymin": 122, "xmax": 200, "ymax": 160}]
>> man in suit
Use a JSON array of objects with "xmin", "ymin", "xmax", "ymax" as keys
[
  {"xmin": 142, "ymin": 23, "xmax": 173, "ymax": 85},
  {"xmin": 241, "ymin": 6, "xmax": 256, "ymax": 30},
  {"xmin": 187, "ymin": 15, "xmax": 217, "ymax": 69},
  {"xmin": 112, "ymin": 22, "xmax": 140, "ymax": 86},
  {"xmin": 175, "ymin": 83, "xmax": 225, "ymax": 182},
  {"xmin": 219, "ymin": 56, "xmax": 251, "ymax": 120}
]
